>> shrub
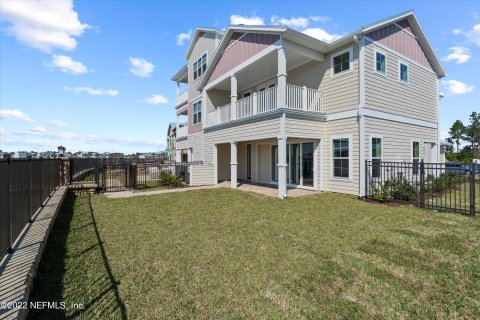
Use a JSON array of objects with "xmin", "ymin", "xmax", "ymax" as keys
[
  {"xmin": 425, "ymin": 172, "xmax": 464, "ymax": 193},
  {"xmin": 370, "ymin": 177, "xmax": 417, "ymax": 202},
  {"xmin": 160, "ymin": 170, "xmax": 183, "ymax": 187}
]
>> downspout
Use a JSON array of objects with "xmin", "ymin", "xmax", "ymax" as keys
[{"xmin": 355, "ymin": 33, "xmax": 366, "ymax": 197}]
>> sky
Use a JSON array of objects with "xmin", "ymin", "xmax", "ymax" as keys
[{"xmin": 0, "ymin": 0, "xmax": 479, "ymax": 154}]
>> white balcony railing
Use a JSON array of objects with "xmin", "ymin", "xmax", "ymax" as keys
[
  {"xmin": 206, "ymin": 84, "xmax": 323, "ymax": 127},
  {"xmin": 176, "ymin": 125, "xmax": 188, "ymax": 138},
  {"xmin": 176, "ymin": 89, "xmax": 188, "ymax": 106}
]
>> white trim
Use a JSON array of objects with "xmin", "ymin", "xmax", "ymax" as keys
[
  {"xmin": 363, "ymin": 107, "xmax": 437, "ymax": 129},
  {"xmin": 330, "ymin": 134, "xmax": 353, "ymax": 181},
  {"xmin": 224, "ymin": 32, "xmax": 248, "ymax": 52},
  {"xmin": 203, "ymin": 42, "xmax": 280, "ymax": 91},
  {"xmin": 358, "ymin": 36, "xmax": 366, "ymax": 197},
  {"xmin": 330, "ymin": 46, "xmax": 354, "ymax": 78},
  {"xmin": 319, "ymin": 138, "xmax": 324, "ymax": 191},
  {"xmin": 393, "ymin": 22, "xmax": 417, "ymax": 39},
  {"xmin": 364, "ymin": 36, "xmax": 437, "ymax": 76},
  {"xmin": 373, "ymin": 48, "xmax": 387, "ymax": 77},
  {"xmin": 326, "ymin": 109, "xmax": 358, "ymax": 121},
  {"xmin": 398, "ymin": 59, "xmax": 409, "ymax": 84}
]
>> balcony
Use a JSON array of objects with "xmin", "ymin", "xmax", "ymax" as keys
[
  {"xmin": 176, "ymin": 125, "xmax": 188, "ymax": 138},
  {"xmin": 207, "ymin": 84, "xmax": 323, "ymax": 127},
  {"xmin": 176, "ymin": 89, "xmax": 188, "ymax": 107}
]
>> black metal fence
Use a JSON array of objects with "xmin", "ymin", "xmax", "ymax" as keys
[
  {"xmin": 0, "ymin": 158, "xmax": 61, "ymax": 258},
  {"xmin": 69, "ymin": 158, "xmax": 199, "ymax": 192},
  {"xmin": 365, "ymin": 160, "xmax": 479, "ymax": 216}
]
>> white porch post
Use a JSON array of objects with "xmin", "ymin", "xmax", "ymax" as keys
[
  {"xmin": 176, "ymin": 114, "xmax": 180, "ymax": 129},
  {"xmin": 176, "ymin": 81, "xmax": 180, "ymax": 98},
  {"xmin": 175, "ymin": 149, "xmax": 181, "ymax": 163},
  {"xmin": 277, "ymin": 46, "xmax": 287, "ymax": 108},
  {"xmin": 230, "ymin": 141, "xmax": 238, "ymax": 188},
  {"xmin": 187, "ymin": 148, "xmax": 192, "ymax": 162},
  {"xmin": 213, "ymin": 144, "xmax": 218, "ymax": 184},
  {"xmin": 230, "ymin": 75, "xmax": 237, "ymax": 120},
  {"xmin": 278, "ymin": 113, "xmax": 287, "ymax": 198}
]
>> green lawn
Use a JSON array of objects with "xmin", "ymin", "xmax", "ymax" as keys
[{"xmin": 28, "ymin": 188, "xmax": 480, "ymax": 319}]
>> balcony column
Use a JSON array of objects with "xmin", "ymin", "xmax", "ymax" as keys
[
  {"xmin": 230, "ymin": 74, "xmax": 237, "ymax": 120},
  {"xmin": 277, "ymin": 46, "xmax": 287, "ymax": 108},
  {"xmin": 278, "ymin": 113, "xmax": 287, "ymax": 198},
  {"xmin": 176, "ymin": 114, "xmax": 180, "ymax": 129},
  {"xmin": 230, "ymin": 141, "xmax": 238, "ymax": 189},
  {"xmin": 175, "ymin": 149, "xmax": 181, "ymax": 163},
  {"xmin": 176, "ymin": 81, "xmax": 180, "ymax": 98},
  {"xmin": 187, "ymin": 148, "xmax": 192, "ymax": 162}
]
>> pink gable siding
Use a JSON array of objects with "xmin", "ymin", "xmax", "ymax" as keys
[
  {"xmin": 207, "ymin": 32, "xmax": 280, "ymax": 84},
  {"xmin": 366, "ymin": 19, "xmax": 433, "ymax": 70}
]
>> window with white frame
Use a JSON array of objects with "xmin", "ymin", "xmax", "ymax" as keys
[
  {"xmin": 332, "ymin": 48, "xmax": 351, "ymax": 75},
  {"xmin": 399, "ymin": 62, "xmax": 408, "ymax": 82},
  {"xmin": 193, "ymin": 100, "xmax": 202, "ymax": 124},
  {"xmin": 371, "ymin": 137, "xmax": 382, "ymax": 178},
  {"xmin": 375, "ymin": 51, "xmax": 386, "ymax": 74},
  {"xmin": 332, "ymin": 138, "xmax": 350, "ymax": 178},
  {"xmin": 412, "ymin": 140, "xmax": 420, "ymax": 174},
  {"xmin": 193, "ymin": 53, "xmax": 207, "ymax": 80}
]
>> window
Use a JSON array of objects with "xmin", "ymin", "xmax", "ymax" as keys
[
  {"xmin": 193, "ymin": 53, "xmax": 207, "ymax": 80},
  {"xmin": 412, "ymin": 141, "xmax": 420, "ymax": 174},
  {"xmin": 399, "ymin": 62, "xmax": 408, "ymax": 82},
  {"xmin": 193, "ymin": 100, "xmax": 202, "ymax": 124},
  {"xmin": 371, "ymin": 137, "xmax": 382, "ymax": 178},
  {"xmin": 332, "ymin": 48, "xmax": 351, "ymax": 75},
  {"xmin": 375, "ymin": 51, "xmax": 386, "ymax": 74},
  {"xmin": 332, "ymin": 138, "xmax": 349, "ymax": 178}
]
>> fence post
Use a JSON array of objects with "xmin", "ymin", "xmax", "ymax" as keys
[
  {"xmin": 29, "ymin": 158, "xmax": 33, "ymax": 223},
  {"xmin": 471, "ymin": 162, "xmax": 476, "ymax": 216},
  {"xmin": 419, "ymin": 160, "xmax": 425, "ymax": 208}
]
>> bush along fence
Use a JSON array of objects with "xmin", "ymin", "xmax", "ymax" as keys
[
  {"xmin": 69, "ymin": 158, "xmax": 201, "ymax": 192},
  {"xmin": 0, "ymin": 158, "xmax": 61, "ymax": 258},
  {"xmin": 365, "ymin": 160, "xmax": 479, "ymax": 216}
]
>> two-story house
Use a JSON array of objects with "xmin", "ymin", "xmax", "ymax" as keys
[{"xmin": 171, "ymin": 11, "xmax": 445, "ymax": 198}]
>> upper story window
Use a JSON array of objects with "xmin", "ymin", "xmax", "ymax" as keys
[
  {"xmin": 399, "ymin": 62, "xmax": 408, "ymax": 83},
  {"xmin": 375, "ymin": 51, "xmax": 386, "ymax": 74},
  {"xmin": 332, "ymin": 138, "xmax": 350, "ymax": 179},
  {"xmin": 193, "ymin": 53, "xmax": 207, "ymax": 80},
  {"xmin": 332, "ymin": 48, "xmax": 352, "ymax": 76},
  {"xmin": 193, "ymin": 100, "xmax": 202, "ymax": 125}
]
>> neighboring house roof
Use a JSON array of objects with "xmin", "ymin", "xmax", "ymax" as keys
[
  {"xmin": 184, "ymin": 27, "xmax": 225, "ymax": 60},
  {"xmin": 194, "ymin": 10, "xmax": 444, "ymax": 90}
]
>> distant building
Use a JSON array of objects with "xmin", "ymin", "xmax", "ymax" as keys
[
  {"xmin": 16, "ymin": 151, "xmax": 28, "ymax": 159},
  {"xmin": 57, "ymin": 145, "xmax": 66, "ymax": 156},
  {"xmin": 0, "ymin": 150, "xmax": 3, "ymax": 159}
]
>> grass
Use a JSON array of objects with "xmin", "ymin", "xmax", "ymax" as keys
[
  {"xmin": 28, "ymin": 188, "xmax": 480, "ymax": 319},
  {"xmin": 427, "ymin": 182, "xmax": 480, "ymax": 213}
]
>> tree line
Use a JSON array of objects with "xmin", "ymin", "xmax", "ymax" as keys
[{"xmin": 446, "ymin": 111, "xmax": 480, "ymax": 162}]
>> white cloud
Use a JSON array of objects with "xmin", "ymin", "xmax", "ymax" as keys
[
  {"xmin": 452, "ymin": 28, "xmax": 462, "ymax": 35},
  {"xmin": 0, "ymin": 109, "xmax": 34, "ymax": 122},
  {"xmin": 270, "ymin": 16, "xmax": 309, "ymax": 28},
  {"xmin": 128, "ymin": 57, "xmax": 155, "ymax": 77},
  {"xmin": 442, "ymin": 80, "xmax": 475, "ymax": 95},
  {"xmin": 442, "ymin": 46, "xmax": 471, "ymax": 64},
  {"xmin": 49, "ymin": 55, "xmax": 87, "ymax": 74},
  {"xmin": 86, "ymin": 135, "xmax": 165, "ymax": 147},
  {"xmin": 310, "ymin": 15, "xmax": 332, "ymax": 24},
  {"xmin": 302, "ymin": 28, "xmax": 344, "ymax": 43},
  {"xmin": 176, "ymin": 29, "xmax": 192, "ymax": 46},
  {"xmin": 142, "ymin": 94, "xmax": 169, "ymax": 105},
  {"xmin": 63, "ymin": 86, "xmax": 119, "ymax": 96},
  {"xmin": 52, "ymin": 132, "xmax": 75, "ymax": 139},
  {"xmin": 230, "ymin": 14, "xmax": 265, "ymax": 25},
  {"xmin": 451, "ymin": 24, "xmax": 480, "ymax": 46},
  {"xmin": 48, "ymin": 119, "xmax": 68, "ymax": 127},
  {"xmin": 31, "ymin": 126, "xmax": 47, "ymax": 133},
  {"xmin": 0, "ymin": 0, "xmax": 89, "ymax": 52},
  {"xmin": 0, "ymin": 127, "xmax": 5, "ymax": 134}
]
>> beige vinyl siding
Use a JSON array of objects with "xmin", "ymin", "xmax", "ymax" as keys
[
  {"xmin": 364, "ymin": 40, "xmax": 438, "ymax": 123},
  {"xmin": 364, "ymin": 117, "xmax": 437, "ymax": 162},
  {"xmin": 188, "ymin": 32, "xmax": 218, "ymax": 101},
  {"xmin": 287, "ymin": 43, "xmax": 359, "ymax": 114},
  {"xmin": 190, "ymin": 164, "xmax": 215, "ymax": 186},
  {"xmin": 285, "ymin": 118, "xmax": 323, "ymax": 138},
  {"xmin": 187, "ymin": 133, "xmax": 203, "ymax": 161},
  {"xmin": 323, "ymin": 117, "xmax": 359, "ymax": 195},
  {"xmin": 176, "ymin": 138, "xmax": 188, "ymax": 150},
  {"xmin": 206, "ymin": 88, "xmax": 230, "ymax": 113},
  {"xmin": 203, "ymin": 117, "xmax": 281, "ymax": 164}
]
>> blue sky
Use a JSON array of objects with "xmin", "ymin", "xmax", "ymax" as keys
[{"xmin": 0, "ymin": 0, "xmax": 479, "ymax": 154}]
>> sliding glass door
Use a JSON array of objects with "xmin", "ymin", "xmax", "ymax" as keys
[
  {"xmin": 271, "ymin": 142, "xmax": 314, "ymax": 187},
  {"xmin": 301, "ymin": 143, "xmax": 314, "ymax": 187}
]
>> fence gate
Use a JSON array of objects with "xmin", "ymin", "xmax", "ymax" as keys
[
  {"xmin": 366, "ymin": 160, "xmax": 478, "ymax": 216},
  {"xmin": 102, "ymin": 164, "xmax": 128, "ymax": 192}
]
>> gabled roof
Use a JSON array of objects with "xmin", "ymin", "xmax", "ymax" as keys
[
  {"xmin": 184, "ymin": 28, "xmax": 224, "ymax": 60},
  {"xmin": 193, "ymin": 11, "xmax": 444, "ymax": 90}
]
